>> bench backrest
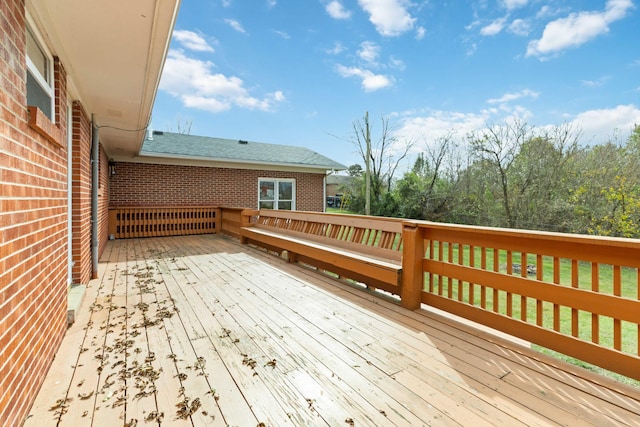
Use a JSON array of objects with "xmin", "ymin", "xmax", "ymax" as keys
[{"xmin": 249, "ymin": 209, "xmax": 403, "ymax": 262}]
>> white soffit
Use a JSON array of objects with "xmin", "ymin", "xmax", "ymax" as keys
[{"xmin": 27, "ymin": 0, "xmax": 180, "ymax": 157}]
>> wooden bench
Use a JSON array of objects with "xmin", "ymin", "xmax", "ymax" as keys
[{"xmin": 240, "ymin": 209, "xmax": 404, "ymax": 295}]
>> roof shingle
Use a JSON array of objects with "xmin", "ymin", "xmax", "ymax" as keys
[{"xmin": 140, "ymin": 131, "xmax": 346, "ymax": 171}]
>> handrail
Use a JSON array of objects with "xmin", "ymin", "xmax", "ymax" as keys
[{"xmin": 401, "ymin": 220, "xmax": 640, "ymax": 381}]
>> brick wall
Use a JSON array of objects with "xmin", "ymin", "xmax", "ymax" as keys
[
  {"xmin": 71, "ymin": 103, "xmax": 92, "ymax": 284},
  {"xmin": 110, "ymin": 162, "xmax": 326, "ymax": 212},
  {"xmin": 0, "ymin": 0, "xmax": 69, "ymax": 424}
]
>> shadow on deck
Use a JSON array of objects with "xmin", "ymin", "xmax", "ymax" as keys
[{"xmin": 25, "ymin": 234, "xmax": 640, "ymax": 426}]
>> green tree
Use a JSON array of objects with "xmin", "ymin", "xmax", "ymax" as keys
[
  {"xmin": 469, "ymin": 118, "xmax": 534, "ymax": 228},
  {"xmin": 393, "ymin": 134, "xmax": 456, "ymax": 220},
  {"xmin": 570, "ymin": 125, "xmax": 640, "ymax": 237}
]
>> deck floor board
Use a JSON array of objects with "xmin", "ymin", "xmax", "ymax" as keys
[{"xmin": 25, "ymin": 234, "xmax": 640, "ymax": 426}]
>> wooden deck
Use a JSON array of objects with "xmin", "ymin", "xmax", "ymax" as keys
[{"xmin": 24, "ymin": 235, "xmax": 640, "ymax": 426}]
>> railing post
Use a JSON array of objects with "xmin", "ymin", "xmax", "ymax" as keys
[
  {"xmin": 214, "ymin": 207, "xmax": 222, "ymax": 234},
  {"xmin": 401, "ymin": 221, "xmax": 425, "ymax": 310},
  {"xmin": 240, "ymin": 209, "xmax": 259, "ymax": 244},
  {"xmin": 108, "ymin": 208, "xmax": 118, "ymax": 239}
]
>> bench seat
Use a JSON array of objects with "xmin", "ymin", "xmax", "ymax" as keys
[{"xmin": 241, "ymin": 223, "xmax": 402, "ymax": 294}]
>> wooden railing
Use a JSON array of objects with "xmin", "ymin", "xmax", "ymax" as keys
[
  {"xmin": 218, "ymin": 207, "xmax": 246, "ymax": 239},
  {"xmin": 401, "ymin": 221, "xmax": 640, "ymax": 381},
  {"xmin": 108, "ymin": 206, "xmax": 220, "ymax": 239}
]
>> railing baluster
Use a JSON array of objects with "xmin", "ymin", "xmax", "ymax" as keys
[
  {"xmin": 553, "ymin": 256, "xmax": 560, "ymax": 332},
  {"xmin": 493, "ymin": 248, "xmax": 499, "ymax": 313},
  {"xmin": 536, "ymin": 254, "xmax": 543, "ymax": 327},
  {"xmin": 613, "ymin": 265, "xmax": 622, "ymax": 351},
  {"xmin": 506, "ymin": 250, "xmax": 513, "ymax": 318},
  {"xmin": 428, "ymin": 239, "xmax": 435, "ymax": 293},
  {"xmin": 469, "ymin": 245, "xmax": 475, "ymax": 306},
  {"xmin": 447, "ymin": 242, "xmax": 453, "ymax": 299},
  {"xmin": 480, "ymin": 247, "xmax": 487, "ymax": 310},
  {"xmin": 521, "ymin": 251, "xmax": 528, "ymax": 322},
  {"xmin": 592, "ymin": 262, "xmax": 600, "ymax": 344},
  {"xmin": 458, "ymin": 243, "xmax": 464, "ymax": 302},
  {"xmin": 571, "ymin": 259, "xmax": 579, "ymax": 338}
]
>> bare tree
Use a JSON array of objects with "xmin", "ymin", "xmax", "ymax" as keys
[
  {"xmin": 469, "ymin": 118, "xmax": 534, "ymax": 228},
  {"xmin": 352, "ymin": 113, "xmax": 413, "ymax": 202}
]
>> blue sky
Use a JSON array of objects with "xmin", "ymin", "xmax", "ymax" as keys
[{"xmin": 152, "ymin": 0, "xmax": 640, "ymax": 170}]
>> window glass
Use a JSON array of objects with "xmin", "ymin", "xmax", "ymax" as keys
[
  {"xmin": 26, "ymin": 24, "xmax": 53, "ymax": 120},
  {"xmin": 27, "ymin": 29, "xmax": 48, "ymax": 81},
  {"xmin": 259, "ymin": 180, "xmax": 275, "ymax": 200},
  {"xmin": 260, "ymin": 201, "xmax": 275, "ymax": 209},
  {"xmin": 258, "ymin": 179, "xmax": 295, "ymax": 210},
  {"xmin": 26, "ymin": 71, "xmax": 51, "ymax": 117},
  {"xmin": 278, "ymin": 181, "xmax": 293, "ymax": 200}
]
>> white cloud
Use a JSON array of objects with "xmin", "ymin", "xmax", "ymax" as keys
[
  {"xmin": 389, "ymin": 56, "xmax": 405, "ymax": 70},
  {"xmin": 225, "ymin": 18, "xmax": 247, "ymax": 34},
  {"xmin": 394, "ymin": 109, "xmax": 494, "ymax": 150},
  {"xmin": 480, "ymin": 17, "xmax": 507, "ymax": 36},
  {"xmin": 415, "ymin": 26, "xmax": 426, "ymax": 40},
  {"xmin": 326, "ymin": 41, "xmax": 346, "ymax": 55},
  {"xmin": 508, "ymin": 18, "xmax": 530, "ymax": 36},
  {"xmin": 273, "ymin": 30, "xmax": 290, "ymax": 39},
  {"xmin": 159, "ymin": 50, "xmax": 285, "ymax": 113},
  {"xmin": 173, "ymin": 30, "xmax": 215, "ymax": 52},
  {"xmin": 487, "ymin": 89, "xmax": 539, "ymax": 105},
  {"xmin": 527, "ymin": 0, "xmax": 634, "ymax": 58},
  {"xmin": 569, "ymin": 104, "xmax": 640, "ymax": 144},
  {"xmin": 502, "ymin": 0, "xmax": 528, "ymax": 10},
  {"xmin": 325, "ymin": 1, "xmax": 351, "ymax": 19},
  {"xmin": 393, "ymin": 104, "xmax": 640, "ymax": 153},
  {"xmin": 358, "ymin": 41, "xmax": 381, "ymax": 64},
  {"xmin": 358, "ymin": 0, "xmax": 416, "ymax": 36},
  {"xmin": 581, "ymin": 80, "xmax": 600, "ymax": 88},
  {"xmin": 335, "ymin": 65, "xmax": 393, "ymax": 91},
  {"xmin": 581, "ymin": 76, "xmax": 610, "ymax": 87},
  {"xmin": 267, "ymin": 0, "xmax": 277, "ymax": 7},
  {"xmin": 221, "ymin": 0, "xmax": 231, "ymax": 7}
]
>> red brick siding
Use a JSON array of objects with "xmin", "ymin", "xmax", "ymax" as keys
[
  {"xmin": 110, "ymin": 162, "xmax": 325, "ymax": 212},
  {"xmin": 71, "ymin": 103, "xmax": 92, "ymax": 285},
  {"xmin": 0, "ymin": 1, "xmax": 69, "ymax": 424}
]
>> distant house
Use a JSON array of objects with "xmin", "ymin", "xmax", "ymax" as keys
[
  {"xmin": 109, "ymin": 131, "xmax": 346, "ymax": 211},
  {"xmin": 326, "ymin": 174, "xmax": 355, "ymax": 197}
]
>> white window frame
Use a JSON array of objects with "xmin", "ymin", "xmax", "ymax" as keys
[
  {"xmin": 25, "ymin": 13, "xmax": 55, "ymax": 121},
  {"xmin": 258, "ymin": 178, "xmax": 296, "ymax": 210}
]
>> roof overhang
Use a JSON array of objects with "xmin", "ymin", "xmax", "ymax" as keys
[
  {"xmin": 113, "ymin": 153, "xmax": 342, "ymax": 174},
  {"xmin": 27, "ymin": 0, "xmax": 180, "ymax": 158}
]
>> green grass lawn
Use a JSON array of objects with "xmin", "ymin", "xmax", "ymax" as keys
[{"xmin": 326, "ymin": 207, "xmax": 360, "ymax": 215}]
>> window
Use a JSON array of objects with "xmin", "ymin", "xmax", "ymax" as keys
[
  {"xmin": 26, "ymin": 24, "xmax": 54, "ymax": 120},
  {"xmin": 258, "ymin": 179, "xmax": 295, "ymax": 210}
]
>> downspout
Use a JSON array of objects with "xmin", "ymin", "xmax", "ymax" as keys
[
  {"xmin": 323, "ymin": 173, "xmax": 328, "ymax": 212},
  {"xmin": 91, "ymin": 116, "xmax": 99, "ymax": 279}
]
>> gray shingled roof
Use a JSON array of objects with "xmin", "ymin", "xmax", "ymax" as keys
[{"xmin": 139, "ymin": 131, "xmax": 346, "ymax": 171}]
